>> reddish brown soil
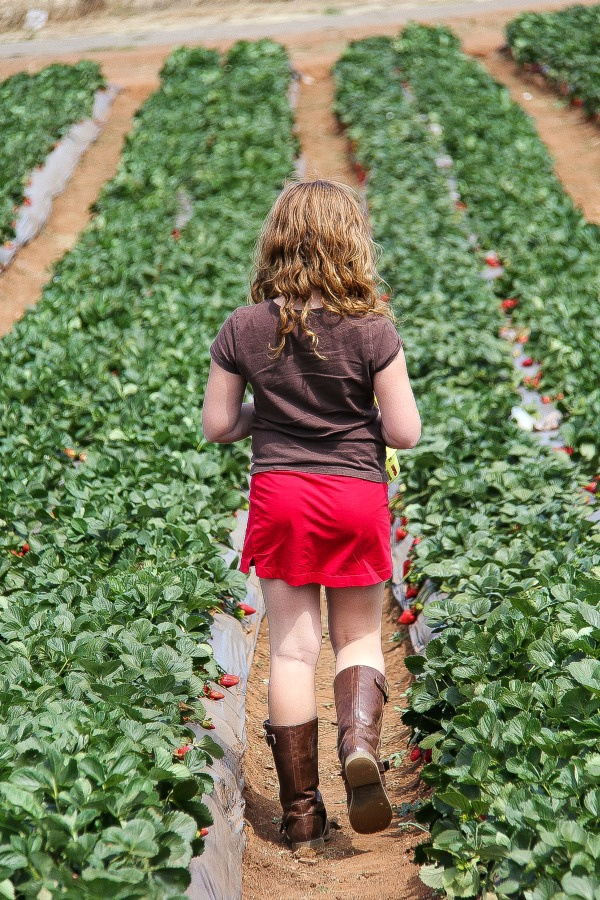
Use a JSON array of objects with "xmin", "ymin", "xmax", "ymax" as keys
[
  {"xmin": 241, "ymin": 589, "xmax": 431, "ymax": 900},
  {"xmin": 0, "ymin": 55, "xmax": 163, "ymax": 336}
]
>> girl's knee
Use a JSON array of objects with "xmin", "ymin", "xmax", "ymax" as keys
[{"xmin": 271, "ymin": 636, "xmax": 322, "ymax": 669}]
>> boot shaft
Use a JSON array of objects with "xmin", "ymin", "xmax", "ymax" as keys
[{"xmin": 333, "ymin": 664, "xmax": 389, "ymax": 764}]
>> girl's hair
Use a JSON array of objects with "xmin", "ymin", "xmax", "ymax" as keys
[{"xmin": 249, "ymin": 177, "xmax": 393, "ymax": 358}]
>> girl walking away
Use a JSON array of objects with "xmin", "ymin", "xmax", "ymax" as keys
[{"xmin": 202, "ymin": 178, "xmax": 421, "ymax": 851}]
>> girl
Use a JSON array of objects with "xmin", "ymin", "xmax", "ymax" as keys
[{"xmin": 202, "ymin": 178, "xmax": 421, "ymax": 851}]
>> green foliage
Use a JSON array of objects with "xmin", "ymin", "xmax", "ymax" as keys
[
  {"xmin": 397, "ymin": 22, "xmax": 600, "ymax": 473},
  {"xmin": 334, "ymin": 33, "xmax": 600, "ymax": 900},
  {"xmin": 507, "ymin": 5, "xmax": 600, "ymax": 112},
  {"xmin": 0, "ymin": 61, "xmax": 105, "ymax": 245},
  {"xmin": 0, "ymin": 39, "xmax": 296, "ymax": 895}
]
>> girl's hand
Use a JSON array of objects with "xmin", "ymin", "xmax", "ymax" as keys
[{"xmin": 201, "ymin": 360, "xmax": 254, "ymax": 443}]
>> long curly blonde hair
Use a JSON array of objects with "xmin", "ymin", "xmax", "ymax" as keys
[{"xmin": 249, "ymin": 178, "xmax": 393, "ymax": 358}]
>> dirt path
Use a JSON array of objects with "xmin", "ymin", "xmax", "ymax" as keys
[
  {"xmin": 240, "ymin": 63, "xmax": 430, "ymax": 900},
  {"xmin": 0, "ymin": 56, "xmax": 164, "ymax": 337},
  {"xmin": 459, "ymin": 33, "xmax": 600, "ymax": 225},
  {"xmin": 242, "ymin": 591, "xmax": 430, "ymax": 900},
  {"xmin": 1, "ymin": 0, "xmax": 598, "ymax": 58}
]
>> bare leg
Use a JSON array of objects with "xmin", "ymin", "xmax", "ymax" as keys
[
  {"xmin": 326, "ymin": 582, "xmax": 385, "ymax": 676},
  {"xmin": 260, "ymin": 578, "xmax": 323, "ymax": 726}
]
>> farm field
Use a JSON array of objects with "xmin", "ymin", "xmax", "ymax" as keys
[{"xmin": 0, "ymin": 4, "xmax": 599, "ymax": 899}]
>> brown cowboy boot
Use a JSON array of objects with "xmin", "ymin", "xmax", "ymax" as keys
[
  {"xmin": 333, "ymin": 664, "xmax": 393, "ymax": 834},
  {"xmin": 263, "ymin": 716, "xmax": 331, "ymax": 850}
]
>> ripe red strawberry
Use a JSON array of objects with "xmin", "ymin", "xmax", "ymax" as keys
[
  {"xmin": 584, "ymin": 481, "xmax": 598, "ymax": 494},
  {"xmin": 521, "ymin": 357, "xmax": 534, "ymax": 367},
  {"xmin": 21, "ymin": 543, "xmax": 30, "ymax": 554},
  {"xmin": 541, "ymin": 395, "xmax": 552, "ymax": 404},
  {"xmin": 199, "ymin": 827, "xmax": 209, "ymax": 837},
  {"xmin": 403, "ymin": 559, "xmax": 412, "ymax": 577},
  {"xmin": 238, "ymin": 602, "xmax": 256, "ymax": 615},
  {"xmin": 388, "ymin": 510, "xmax": 395, "ymax": 524},
  {"xmin": 410, "ymin": 746, "xmax": 422, "ymax": 761},
  {"xmin": 516, "ymin": 334, "xmax": 528, "ymax": 344},
  {"xmin": 174, "ymin": 745, "xmax": 193, "ymax": 758},
  {"xmin": 381, "ymin": 293, "xmax": 390, "ymax": 302},
  {"xmin": 400, "ymin": 516, "xmax": 409, "ymax": 526},
  {"xmin": 24, "ymin": 197, "xmax": 32, "ymax": 207},
  {"xmin": 423, "ymin": 748, "xmax": 433, "ymax": 763},
  {"xmin": 571, "ymin": 97, "xmax": 585, "ymax": 108},
  {"xmin": 398, "ymin": 609, "xmax": 417, "ymax": 625},
  {"xmin": 484, "ymin": 252, "xmax": 501, "ymax": 267},
  {"xmin": 500, "ymin": 298, "xmax": 518, "ymax": 311},
  {"xmin": 413, "ymin": 536, "xmax": 422, "ymax": 545},
  {"xmin": 405, "ymin": 585, "xmax": 419, "ymax": 600},
  {"xmin": 171, "ymin": 228, "xmax": 181, "ymax": 239},
  {"xmin": 354, "ymin": 163, "xmax": 368, "ymax": 184},
  {"xmin": 556, "ymin": 446, "xmax": 574, "ymax": 455},
  {"xmin": 204, "ymin": 684, "xmax": 225, "ymax": 700},
  {"xmin": 219, "ymin": 674, "xmax": 240, "ymax": 688},
  {"xmin": 395, "ymin": 527, "xmax": 408, "ymax": 542}
]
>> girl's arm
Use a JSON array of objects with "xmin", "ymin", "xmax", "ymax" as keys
[
  {"xmin": 373, "ymin": 348, "xmax": 421, "ymax": 450},
  {"xmin": 202, "ymin": 359, "xmax": 254, "ymax": 443}
]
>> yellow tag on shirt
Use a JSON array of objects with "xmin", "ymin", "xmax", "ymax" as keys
[
  {"xmin": 374, "ymin": 395, "xmax": 400, "ymax": 481},
  {"xmin": 385, "ymin": 445, "xmax": 400, "ymax": 480}
]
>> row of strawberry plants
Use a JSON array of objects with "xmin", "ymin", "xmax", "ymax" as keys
[
  {"xmin": 0, "ymin": 40, "xmax": 296, "ymax": 898},
  {"xmin": 395, "ymin": 23, "xmax": 600, "ymax": 481},
  {"xmin": 0, "ymin": 61, "xmax": 105, "ymax": 245},
  {"xmin": 334, "ymin": 36, "xmax": 600, "ymax": 900},
  {"xmin": 506, "ymin": 4, "xmax": 600, "ymax": 115}
]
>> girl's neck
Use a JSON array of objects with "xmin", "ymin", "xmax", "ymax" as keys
[{"xmin": 272, "ymin": 290, "xmax": 323, "ymax": 310}]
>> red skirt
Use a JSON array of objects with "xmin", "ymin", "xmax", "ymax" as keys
[{"xmin": 239, "ymin": 471, "xmax": 392, "ymax": 587}]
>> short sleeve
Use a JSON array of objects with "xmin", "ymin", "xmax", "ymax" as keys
[
  {"xmin": 210, "ymin": 312, "xmax": 241, "ymax": 375},
  {"xmin": 371, "ymin": 317, "xmax": 403, "ymax": 375}
]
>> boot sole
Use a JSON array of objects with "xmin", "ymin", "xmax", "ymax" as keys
[
  {"xmin": 344, "ymin": 750, "xmax": 393, "ymax": 834},
  {"xmin": 289, "ymin": 819, "xmax": 331, "ymax": 851}
]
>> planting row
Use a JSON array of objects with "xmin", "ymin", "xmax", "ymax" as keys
[
  {"xmin": 507, "ymin": 4, "xmax": 600, "ymax": 115},
  {"xmin": 334, "ymin": 35, "xmax": 600, "ymax": 900},
  {"xmin": 0, "ymin": 61, "xmax": 105, "ymax": 245},
  {"xmin": 0, "ymin": 40, "xmax": 296, "ymax": 897},
  {"xmin": 396, "ymin": 24, "xmax": 600, "ymax": 480}
]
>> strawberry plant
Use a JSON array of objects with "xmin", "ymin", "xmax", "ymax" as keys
[
  {"xmin": 0, "ymin": 61, "xmax": 105, "ymax": 245},
  {"xmin": 0, "ymin": 39, "xmax": 296, "ymax": 895},
  {"xmin": 395, "ymin": 23, "xmax": 600, "ymax": 475},
  {"xmin": 335, "ymin": 35, "xmax": 600, "ymax": 899},
  {"xmin": 507, "ymin": 5, "xmax": 600, "ymax": 115}
]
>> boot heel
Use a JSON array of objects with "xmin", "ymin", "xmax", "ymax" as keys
[{"xmin": 344, "ymin": 750, "xmax": 393, "ymax": 834}]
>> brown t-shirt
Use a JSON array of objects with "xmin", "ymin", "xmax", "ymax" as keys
[{"xmin": 209, "ymin": 299, "xmax": 403, "ymax": 482}]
